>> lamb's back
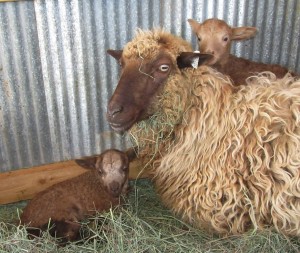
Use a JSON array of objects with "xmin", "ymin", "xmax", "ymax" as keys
[
  {"xmin": 217, "ymin": 55, "xmax": 292, "ymax": 85},
  {"xmin": 21, "ymin": 171, "xmax": 119, "ymax": 228}
]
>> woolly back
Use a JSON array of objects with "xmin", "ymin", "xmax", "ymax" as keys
[{"xmin": 130, "ymin": 67, "xmax": 300, "ymax": 235}]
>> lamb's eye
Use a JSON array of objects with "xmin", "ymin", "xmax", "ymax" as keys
[
  {"xmin": 223, "ymin": 36, "xmax": 229, "ymax": 42},
  {"xmin": 198, "ymin": 37, "xmax": 201, "ymax": 42},
  {"xmin": 159, "ymin": 64, "xmax": 170, "ymax": 72}
]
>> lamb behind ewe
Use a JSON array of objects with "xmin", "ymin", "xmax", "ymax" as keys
[
  {"xmin": 107, "ymin": 29, "xmax": 300, "ymax": 237},
  {"xmin": 20, "ymin": 149, "xmax": 130, "ymax": 241},
  {"xmin": 188, "ymin": 18, "xmax": 296, "ymax": 85}
]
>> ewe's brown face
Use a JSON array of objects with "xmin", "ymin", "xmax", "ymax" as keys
[
  {"xmin": 106, "ymin": 50, "xmax": 174, "ymax": 132},
  {"xmin": 96, "ymin": 149, "xmax": 129, "ymax": 197},
  {"xmin": 188, "ymin": 18, "xmax": 257, "ymax": 66},
  {"xmin": 106, "ymin": 49, "xmax": 213, "ymax": 133}
]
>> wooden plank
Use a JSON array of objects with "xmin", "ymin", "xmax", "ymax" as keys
[{"xmin": 0, "ymin": 158, "xmax": 148, "ymax": 205}]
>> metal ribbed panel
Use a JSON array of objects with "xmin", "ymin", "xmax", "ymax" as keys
[
  {"xmin": 0, "ymin": 0, "xmax": 299, "ymax": 172},
  {"xmin": 0, "ymin": 1, "xmax": 50, "ymax": 171}
]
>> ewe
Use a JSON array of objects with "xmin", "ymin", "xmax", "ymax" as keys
[{"xmin": 107, "ymin": 29, "xmax": 300, "ymax": 236}]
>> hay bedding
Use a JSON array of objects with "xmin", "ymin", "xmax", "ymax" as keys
[{"xmin": 0, "ymin": 179, "xmax": 299, "ymax": 253}]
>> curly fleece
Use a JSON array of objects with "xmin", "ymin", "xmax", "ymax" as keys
[
  {"xmin": 126, "ymin": 30, "xmax": 300, "ymax": 236},
  {"xmin": 123, "ymin": 29, "xmax": 192, "ymax": 61}
]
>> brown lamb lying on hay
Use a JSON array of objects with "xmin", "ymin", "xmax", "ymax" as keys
[
  {"xmin": 188, "ymin": 18, "xmax": 297, "ymax": 85},
  {"xmin": 20, "ymin": 149, "xmax": 131, "ymax": 242},
  {"xmin": 106, "ymin": 29, "xmax": 300, "ymax": 237}
]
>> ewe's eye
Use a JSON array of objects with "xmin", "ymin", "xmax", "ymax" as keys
[
  {"xmin": 159, "ymin": 64, "xmax": 170, "ymax": 72},
  {"xmin": 223, "ymin": 36, "xmax": 229, "ymax": 42},
  {"xmin": 198, "ymin": 37, "xmax": 201, "ymax": 42}
]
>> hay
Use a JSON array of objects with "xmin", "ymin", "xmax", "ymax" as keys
[
  {"xmin": 128, "ymin": 78, "xmax": 187, "ymax": 174},
  {"xmin": 0, "ymin": 179, "xmax": 299, "ymax": 253}
]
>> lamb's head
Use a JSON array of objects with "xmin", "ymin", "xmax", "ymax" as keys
[
  {"xmin": 188, "ymin": 18, "xmax": 257, "ymax": 66},
  {"xmin": 76, "ymin": 149, "xmax": 130, "ymax": 197},
  {"xmin": 97, "ymin": 149, "xmax": 129, "ymax": 197},
  {"xmin": 107, "ymin": 29, "xmax": 212, "ymax": 132}
]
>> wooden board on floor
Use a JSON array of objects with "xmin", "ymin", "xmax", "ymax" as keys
[{"xmin": 0, "ymin": 158, "xmax": 148, "ymax": 205}]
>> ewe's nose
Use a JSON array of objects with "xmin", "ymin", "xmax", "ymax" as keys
[{"xmin": 107, "ymin": 104, "xmax": 123, "ymax": 118}]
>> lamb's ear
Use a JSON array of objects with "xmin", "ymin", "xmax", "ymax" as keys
[
  {"xmin": 125, "ymin": 147, "xmax": 138, "ymax": 162},
  {"xmin": 231, "ymin": 27, "xmax": 257, "ymax": 40},
  {"xmin": 75, "ymin": 157, "xmax": 98, "ymax": 170},
  {"xmin": 188, "ymin": 19, "xmax": 201, "ymax": 33},
  {"xmin": 107, "ymin": 49, "xmax": 123, "ymax": 60},
  {"xmin": 177, "ymin": 52, "xmax": 213, "ymax": 69}
]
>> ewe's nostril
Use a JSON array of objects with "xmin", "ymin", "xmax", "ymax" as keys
[
  {"xmin": 109, "ymin": 105, "xmax": 123, "ymax": 117},
  {"xmin": 114, "ymin": 106, "xmax": 123, "ymax": 115}
]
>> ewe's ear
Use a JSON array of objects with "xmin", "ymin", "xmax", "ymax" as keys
[
  {"xmin": 188, "ymin": 19, "xmax": 201, "ymax": 33},
  {"xmin": 107, "ymin": 49, "xmax": 123, "ymax": 60},
  {"xmin": 75, "ymin": 157, "xmax": 98, "ymax": 170},
  {"xmin": 231, "ymin": 27, "xmax": 258, "ymax": 40},
  {"xmin": 177, "ymin": 52, "xmax": 213, "ymax": 69}
]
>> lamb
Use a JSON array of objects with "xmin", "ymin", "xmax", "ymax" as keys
[
  {"xmin": 188, "ymin": 18, "xmax": 296, "ymax": 85},
  {"xmin": 20, "ymin": 149, "xmax": 130, "ymax": 241},
  {"xmin": 106, "ymin": 29, "xmax": 300, "ymax": 237}
]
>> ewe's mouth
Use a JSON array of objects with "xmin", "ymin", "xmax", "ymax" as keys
[
  {"xmin": 108, "ymin": 110, "xmax": 148, "ymax": 133},
  {"xmin": 109, "ymin": 119, "xmax": 136, "ymax": 133}
]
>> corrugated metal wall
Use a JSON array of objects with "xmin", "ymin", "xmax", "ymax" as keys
[{"xmin": 0, "ymin": 0, "xmax": 299, "ymax": 172}]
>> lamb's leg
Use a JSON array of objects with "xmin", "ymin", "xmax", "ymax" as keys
[
  {"xmin": 49, "ymin": 220, "xmax": 81, "ymax": 243},
  {"xmin": 26, "ymin": 227, "xmax": 43, "ymax": 239},
  {"xmin": 26, "ymin": 219, "xmax": 80, "ymax": 241}
]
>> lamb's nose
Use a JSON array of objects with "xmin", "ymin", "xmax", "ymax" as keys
[{"xmin": 109, "ymin": 181, "xmax": 120, "ymax": 195}]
